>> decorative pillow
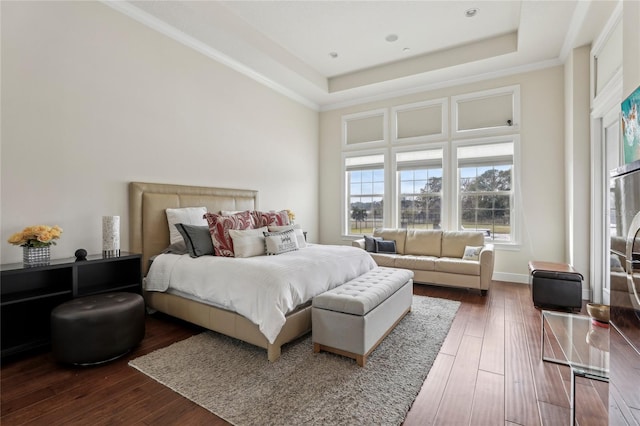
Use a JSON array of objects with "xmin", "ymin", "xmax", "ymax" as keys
[
  {"xmin": 175, "ymin": 224, "xmax": 215, "ymax": 258},
  {"xmin": 165, "ymin": 207, "xmax": 208, "ymax": 246},
  {"xmin": 229, "ymin": 227, "xmax": 268, "ymax": 258},
  {"xmin": 204, "ymin": 211, "xmax": 253, "ymax": 257},
  {"xmin": 252, "ymin": 210, "xmax": 290, "ymax": 227},
  {"xmin": 162, "ymin": 241, "xmax": 188, "ymax": 255},
  {"xmin": 375, "ymin": 239, "xmax": 396, "ymax": 254},
  {"xmin": 364, "ymin": 235, "xmax": 382, "ymax": 252},
  {"xmin": 267, "ymin": 224, "xmax": 306, "ymax": 248},
  {"xmin": 263, "ymin": 229, "xmax": 299, "ymax": 255},
  {"xmin": 462, "ymin": 245, "xmax": 483, "ymax": 261}
]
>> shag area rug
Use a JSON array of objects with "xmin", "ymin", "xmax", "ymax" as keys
[{"xmin": 129, "ymin": 295, "xmax": 460, "ymax": 426}]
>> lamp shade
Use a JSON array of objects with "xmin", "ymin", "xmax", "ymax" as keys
[{"xmin": 102, "ymin": 216, "xmax": 120, "ymax": 256}]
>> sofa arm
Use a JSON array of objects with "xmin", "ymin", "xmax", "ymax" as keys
[
  {"xmin": 352, "ymin": 239, "xmax": 365, "ymax": 249},
  {"xmin": 479, "ymin": 244, "xmax": 495, "ymax": 291}
]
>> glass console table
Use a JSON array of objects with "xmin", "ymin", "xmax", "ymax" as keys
[{"xmin": 541, "ymin": 310, "xmax": 609, "ymax": 425}]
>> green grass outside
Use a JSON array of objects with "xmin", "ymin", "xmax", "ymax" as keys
[{"xmin": 349, "ymin": 223, "xmax": 511, "ymax": 235}]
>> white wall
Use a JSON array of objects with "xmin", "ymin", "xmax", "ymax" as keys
[
  {"xmin": 319, "ymin": 66, "xmax": 566, "ymax": 282},
  {"xmin": 564, "ymin": 45, "xmax": 592, "ymax": 298},
  {"xmin": 0, "ymin": 1, "xmax": 319, "ymax": 264},
  {"xmin": 623, "ymin": 0, "xmax": 640, "ymax": 97}
]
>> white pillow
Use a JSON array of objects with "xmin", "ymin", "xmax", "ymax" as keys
[
  {"xmin": 462, "ymin": 245, "xmax": 483, "ymax": 261},
  {"xmin": 165, "ymin": 207, "xmax": 208, "ymax": 246},
  {"xmin": 264, "ymin": 229, "xmax": 299, "ymax": 255},
  {"xmin": 267, "ymin": 224, "xmax": 306, "ymax": 248},
  {"xmin": 229, "ymin": 227, "xmax": 268, "ymax": 258}
]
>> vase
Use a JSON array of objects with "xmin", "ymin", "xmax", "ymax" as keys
[{"xmin": 23, "ymin": 246, "xmax": 51, "ymax": 266}]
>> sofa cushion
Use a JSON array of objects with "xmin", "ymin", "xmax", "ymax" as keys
[
  {"xmin": 364, "ymin": 235, "xmax": 382, "ymax": 252},
  {"xmin": 373, "ymin": 228, "xmax": 407, "ymax": 254},
  {"xmin": 462, "ymin": 245, "xmax": 483, "ymax": 261},
  {"xmin": 395, "ymin": 255, "xmax": 437, "ymax": 272},
  {"xmin": 369, "ymin": 253, "xmax": 397, "ymax": 267},
  {"xmin": 435, "ymin": 258, "xmax": 481, "ymax": 276},
  {"xmin": 375, "ymin": 239, "xmax": 397, "ymax": 253},
  {"xmin": 405, "ymin": 229, "xmax": 442, "ymax": 257},
  {"xmin": 441, "ymin": 231, "xmax": 485, "ymax": 258}
]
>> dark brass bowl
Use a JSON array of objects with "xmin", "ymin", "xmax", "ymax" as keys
[{"xmin": 586, "ymin": 303, "xmax": 610, "ymax": 324}]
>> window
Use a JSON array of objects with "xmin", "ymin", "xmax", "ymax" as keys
[
  {"xmin": 396, "ymin": 149, "xmax": 443, "ymax": 229},
  {"xmin": 340, "ymin": 88, "xmax": 520, "ymax": 246},
  {"xmin": 391, "ymin": 98, "xmax": 448, "ymax": 143},
  {"xmin": 451, "ymin": 85, "xmax": 520, "ymax": 138},
  {"xmin": 342, "ymin": 109, "xmax": 388, "ymax": 147},
  {"xmin": 456, "ymin": 141, "xmax": 515, "ymax": 241},
  {"xmin": 345, "ymin": 154, "xmax": 385, "ymax": 235}
]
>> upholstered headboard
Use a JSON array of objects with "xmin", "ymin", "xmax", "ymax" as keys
[{"xmin": 129, "ymin": 182, "xmax": 258, "ymax": 272}]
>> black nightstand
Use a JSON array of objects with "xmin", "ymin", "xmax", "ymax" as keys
[{"xmin": 0, "ymin": 252, "xmax": 142, "ymax": 360}]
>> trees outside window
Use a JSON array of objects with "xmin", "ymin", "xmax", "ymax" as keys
[
  {"xmin": 457, "ymin": 141, "xmax": 514, "ymax": 241},
  {"xmin": 397, "ymin": 148, "xmax": 443, "ymax": 230},
  {"xmin": 399, "ymin": 170, "xmax": 442, "ymax": 229},
  {"xmin": 346, "ymin": 154, "xmax": 385, "ymax": 235}
]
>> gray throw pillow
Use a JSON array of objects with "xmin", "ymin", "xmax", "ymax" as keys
[
  {"xmin": 162, "ymin": 240, "xmax": 188, "ymax": 255},
  {"xmin": 375, "ymin": 239, "xmax": 396, "ymax": 254},
  {"xmin": 175, "ymin": 223, "xmax": 215, "ymax": 257},
  {"xmin": 364, "ymin": 235, "xmax": 382, "ymax": 252}
]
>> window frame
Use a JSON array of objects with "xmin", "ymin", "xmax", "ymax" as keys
[
  {"xmin": 391, "ymin": 143, "xmax": 448, "ymax": 229},
  {"xmin": 339, "ymin": 86, "xmax": 521, "ymax": 247},
  {"xmin": 451, "ymin": 85, "xmax": 520, "ymax": 139},
  {"xmin": 451, "ymin": 135, "xmax": 521, "ymax": 245},
  {"xmin": 341, "ymin": 109, "xmax": 389, "ymax": 150},
  {"xmin": 391, "ymin": 98, "xmax": 448, "ymax": 144},
  {"xmin": 341, "ymin": 148, "xmax": 390, "ymax": 237}
]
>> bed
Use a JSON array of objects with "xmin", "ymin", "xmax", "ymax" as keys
[{"xmin": 129, "ymin": 181, "xmax": 375, "ymax": 362}]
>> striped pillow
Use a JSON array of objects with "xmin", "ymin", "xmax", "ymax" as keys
[{"xmin": 263, "ymin": 229, "xmax": 299, "ymax": 255}]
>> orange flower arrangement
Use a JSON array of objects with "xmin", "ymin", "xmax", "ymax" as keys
[{"xmin": 8, "ymin": 225, "xmax": 63, "ymax": 248}]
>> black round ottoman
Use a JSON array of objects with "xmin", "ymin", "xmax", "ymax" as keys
[{"xmin": 51, "ymin": 292, "xmax": 145, "ymax": 365}]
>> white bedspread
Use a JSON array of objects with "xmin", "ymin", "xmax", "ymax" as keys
[{"xmin": 145, "ymin": 244, "xmax": 377, "ymax": 343}]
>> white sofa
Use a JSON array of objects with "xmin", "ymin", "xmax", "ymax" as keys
[{"xmin": 353, "ymin": 228, "xmax": 495, "ymax": 295}]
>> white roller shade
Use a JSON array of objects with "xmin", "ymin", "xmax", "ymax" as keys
[
  {"xmin": 396, "ymin": 149, "xmax": 443, "ymax": 170},
  {"xmin": 457, "ymin": 142, "xmax": 513, "ymax": 167}
]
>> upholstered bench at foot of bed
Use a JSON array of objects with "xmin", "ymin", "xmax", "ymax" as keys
[{"xmin": 312, "ymin": 267, "xmax": 414, "ymax": 367}]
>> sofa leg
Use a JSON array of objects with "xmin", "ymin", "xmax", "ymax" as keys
[{"xmin": 480, "ymin": 290, "xmax": 488, "ymax": 296}]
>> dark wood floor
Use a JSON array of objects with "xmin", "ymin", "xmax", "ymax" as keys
[{"xmin": 1, "ymin": 281, "xmax": 608, "ymax": 425}]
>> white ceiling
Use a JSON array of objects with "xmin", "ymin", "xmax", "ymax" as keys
[{"xmin": 113, "ymin": 1, "xmax": 618, "ymax": 110}]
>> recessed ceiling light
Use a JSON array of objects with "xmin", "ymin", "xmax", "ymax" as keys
[
  {"xmin": 385, "ymin": 34, "xmax": 398, "ymax": 42},
  {"xmin": 403, "ymin": 47, "xmax": 411, "ymax": 52},
  {"xmin": 329, "ymin": 52, "xmax": 338, "ymax": 58},
  {"xmin": 465, "ymin": 8, "xmax": 478, "ymax": 18}
]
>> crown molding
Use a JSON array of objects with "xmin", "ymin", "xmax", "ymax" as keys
[
  {"xmin": 559, "ymin": 0, "xmax": 591, "ymax": 62},
  {"xmin": 101, "ymin": 1, "xmax": 319, "ymax": 111},
  {"xmin": 102, "ymin": 1, "xmax": 566, "ymax": 114},
  {"xmin": 591, "ymin": 0, "xmax": 623, "ymax": 55},
  {"xmin": 320, "ymin": 58, "xmax": 562, "ymax": 112}
]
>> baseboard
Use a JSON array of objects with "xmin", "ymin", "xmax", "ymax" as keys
[{"xmin": 492, "ymin": 272, "xmax": 529, "ymax": 284}]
